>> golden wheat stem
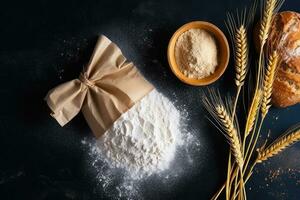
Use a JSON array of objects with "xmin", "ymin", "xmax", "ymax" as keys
[
  {"xmin": 230, "ymin": 166, "xmax": 239, "ymax": 189},
  {"xmin": 233, "ymin": 169, "xmax": 254, "ymax": 199},
  {"xmin": 245, "ymin": 89, "xmax": 262, "ymax": 137},
  {"xmin": 225, "ymin": 88, "xmax": 242, "ymax": 200},
  {"xmin": 209, "ymin": 136, "xmax": 241, "ymax": 200},
  {"xmin": 213, "ymin": 164, "xmax": 253, "ymax": 200},
  {"xmin": 232, "ymin": 87, "xmax": 242, "ymax": 120},
  {"xmin": 244, "ymin": 47, "xmax": 285, "ymax": 177},
  {"xmin": 203, "ymin": 90, "xmax": 244, "ymax": 199},
  {"xmin": 244, "ymin": 110, "xmax": 261, "ymax": 165},
  {"xmin": 212, "ymin": 190, "xmax": 223, "ymax": 200},
  {"xmin": 242, "ymin": 90, "xmax": 262, "ymax": 172},
  {"xmin": 233, "ymin": 168, "xmax": 246, "ymax": 200},
  {"xmin": 211, "ymin": 163, "xmax": 237, "ymax": 200},
  {"xmin": 233, "ymin": 122, "xmax": 268, "ymax": 199},
  {"xmin": 232, "ymin": 170, "xmax": 239, "ymax": 200},
  {"xmin": 257, "ymin": 129, "xmax": 300, "ymax": 162},
  {"xmin": 244, "ymin": 117, "xmax": 264, "ymax": 177},
  {"xmin": 242, "ymin": 176, "xmax": 247, "ymax": 200},
  {"xmin": 261, "ymin": 51, "xmax": 279, "ymax": 118},
  {"xmin": 234, "ymin": 116, "xmax": 265, "ymax": 200},
  {"xmin": 238, "ymin": 169, "xmax": 246, "ymax": 200},
  {"xmin": 242, "ymin": 129, "xmax": 247, "ymax": 155},
  {"xmin": 226, "ymin": 86, "xmax": 242, "ymax": 200},
  {"xmin": 226, "ymin": 151, "xmax": 232, "ymax": 200},
  {"xmin": 254, "ymin": 46, "xmax": 265, "ymax": 108},
  {"xmin": 211, "ymin": 184, "xmax": 224, "ymax": 200}
]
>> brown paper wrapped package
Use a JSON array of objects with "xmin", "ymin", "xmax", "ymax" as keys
[{"xmin": 45, "ymin": 35, "xmax": 154, "ymax": 138}]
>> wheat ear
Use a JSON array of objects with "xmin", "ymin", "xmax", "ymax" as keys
[
  {"xmin": 257, "ymin": 129, "xmax": 300, "ymax": 163},
  {"xmin": 261, "ymin": 51, "xmax": 279, "ymax": 117},
  {"xmin": 202, "ymin": 90, "xmax": 244, "ymax": 169},
  {"xmin": 259, "ymin": 0, "xmax": 276, "ymax": 46},
  {"xmin": 245, "ymin": 89, "xmax": 262, "ymax": 136},
  {"xmin": 235, "ymin": 25, "xmax": 248, "ymax": 87},
  {"xmin": 226, "ymin": 9, "xmax": 253, "ymax": 88},
  {"xmin": 216, "ymin": 105, "xmax": 244, "ymax": 169}
]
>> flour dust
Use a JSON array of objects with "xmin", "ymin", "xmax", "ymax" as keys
[{"xmin": 82, "ymin": 90, "xmax": 201, "ymax": 199}]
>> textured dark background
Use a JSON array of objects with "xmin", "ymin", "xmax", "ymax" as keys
[{"xmin": 0, "ymin": 0, "xmax": 300, "ymax": 199}]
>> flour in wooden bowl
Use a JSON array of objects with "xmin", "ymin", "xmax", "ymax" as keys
[{"xmin": 175, "ymin": 28, "xmax": 218, "ymax": 79}]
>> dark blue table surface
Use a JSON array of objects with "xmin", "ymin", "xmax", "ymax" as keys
[{"xmin": 0, "ymin": 0, "xmax": 299, "ymax": 199}]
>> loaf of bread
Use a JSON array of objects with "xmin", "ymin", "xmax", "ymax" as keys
[{"xmin": 267, "ymin": 11, "xmax": 300, "ymax": 107}]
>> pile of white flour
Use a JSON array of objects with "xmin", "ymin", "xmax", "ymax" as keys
[
  {"xmin": 96, "ymin": 90, "xmax": 182, "ymax": 179},
  {"xmin": 82, "ymin": 89, "xmax": 202, "ymax": 199}
]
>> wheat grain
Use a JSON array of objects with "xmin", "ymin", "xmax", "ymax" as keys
[
  {"xmin": 259, "ymin": 0, "xmax": 276, "ymax": 46},
  {"xmin": 245, "ymin": 90, "xmax": 262, "ymax": 136},
  {"xmin": 257, "ymin": 129, "xmax": 300, "ymax": 163},
  {"xmin": 202, "ymin": 90, "xmax": 244, "ymax": 169},
  {"xmin": 259, "ymin": 0, "xmax": 285, "ymax": 46},
  {"xmin": 216, "ymin": 105, "xmax": 244, "ymax": 169},
  {"xmin": 261, "ymin": 51, "xmax": 279, "ymax": 117},
  {"xmin": 235, "ymin": 25, "xmax": 248, "ymax": 87}
]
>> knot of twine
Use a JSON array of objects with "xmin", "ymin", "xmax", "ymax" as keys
[{"xmin": 79, "ymin": 73, "xmax": 95, "ymax": 87}]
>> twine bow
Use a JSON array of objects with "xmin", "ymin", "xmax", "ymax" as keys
[{"xmin": 79, "ymin": 73, "xmax": 94, "ymax": 87}]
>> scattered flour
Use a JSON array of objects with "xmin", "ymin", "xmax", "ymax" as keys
[
  {"xmin": 97, "ymin": 90, "xmax": 182, "ymax": 179},
  {"xmin": 81, "ymin": 90, "xmax": 201, "ymax": 199}
]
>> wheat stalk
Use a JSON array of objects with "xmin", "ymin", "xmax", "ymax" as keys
[
  {"xmin": 234, "ymin": 26, "xmax": 248, "ymax": 87},
  {"xmin": 210, "ymin": 1, "xmax": 285, "ymax": 199},
  {"xmin": 226, "ymin": 7, "xmax": 254, "ymax": 88},
  {"xmin": 223, "ymin": 7, "xmax": 257, "ymax": 200},
  {"xmin": 261, "ymin": 51, "xmax": 279, "ymax": 117},
  {"xmin": 255, "ymin": 0, "xmax": 284, "ymax": 103},
  {"xmin": 215, "ymin": 105, "xmax": 245, "ymax": 200},
  {"xmin": 259, "ymin": 0, "xmax": 285, "ymax": 46},
  {"xmin": 257, "ymin": 129, "xmax": 300, "ymax": 163},
  {"xmin": 202, "ymin": 90, "xmax": 244, "ymax": 169},
  {"xmin": 259, "ymin": 0, "xmax": 276, "ymax": 46},
  {"xmin": 245, "ymin": 89, "xmax": 262, "ymax": 136},
  {"xmin": 216, "ymin": 105, "xmax": 244, "ymax": 169}
]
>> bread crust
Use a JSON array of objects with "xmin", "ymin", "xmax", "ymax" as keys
[{"xmin": 267, "ymin": 11, "xmax": 300, "ymax": 107}]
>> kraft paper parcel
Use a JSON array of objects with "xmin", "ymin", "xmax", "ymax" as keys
[{"xmin": 45, "ymin": 35, "xmax": 154, "ymax": 138}]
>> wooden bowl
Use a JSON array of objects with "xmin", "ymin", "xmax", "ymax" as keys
[{"xmin": 167, "ymin": 21, "xmax": 230, "ymax": 86}]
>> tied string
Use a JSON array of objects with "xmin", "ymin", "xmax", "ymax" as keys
[{"xmin": 79, "ymin": 73, "xmax": 95, "ymax": 87}]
